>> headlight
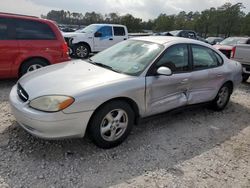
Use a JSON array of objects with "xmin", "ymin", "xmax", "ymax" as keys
[{"xmin": 29, "ymin": 96, "xmax": 74, "ymax": 112}]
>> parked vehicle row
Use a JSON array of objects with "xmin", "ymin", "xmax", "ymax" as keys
[
  {"xmin": 0, "ymin": 12, "xmax": 70, "ymax": 79},
  {"xmin": 10, "ymin": 37, "xmax": 242, "ymax": 148}
]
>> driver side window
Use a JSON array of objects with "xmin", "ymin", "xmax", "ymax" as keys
[
  {"xmin": 96, "ymin": 26, "xmax": 112, "ymax": 38},
  {"xmin": 156, "ymin": 44, "xmax": 189, "ymax": 73}
]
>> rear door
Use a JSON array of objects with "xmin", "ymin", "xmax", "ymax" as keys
[
  {"xmin": 113, "ymin": 26, "xmax": 128, "ymax": 44},
  {"xmin": 146, "ymin": 44, "xmax": 191, "ymax": 116},
  {"xmin": 188, "ymin": 44, "xmax": 224, "ymax": 104},
  {"xmin": 0, "ymin": 17, "xmax": 19, "ymax": 78}
]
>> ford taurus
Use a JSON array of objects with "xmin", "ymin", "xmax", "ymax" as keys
[{"xmin": 9, "ymin": 36, "xmax": 242, "ymax": 148}]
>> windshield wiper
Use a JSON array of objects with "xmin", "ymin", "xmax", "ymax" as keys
[{"xmin": 88, "ymin": 59, "xmax": 122, "ymax": 73}]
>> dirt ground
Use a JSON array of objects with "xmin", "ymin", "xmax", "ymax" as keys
[{"xmin": 0, "ymin": 79, "xmax": 250, "ymax": 188}]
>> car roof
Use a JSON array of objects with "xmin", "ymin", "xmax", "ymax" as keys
[
  {"xmin": 91, "ymin": 23, "xmax": 126, "ymax": 27},
  {"xmin": 131, "ymin": 36, "xmax": 205, "ymax": 46},
  {"xmin": 0, "ymin": 12, "xmax": 53, "ymax": 24}
]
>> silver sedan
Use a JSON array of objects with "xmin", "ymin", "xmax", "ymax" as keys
[{"xmin": 9, "ymin": 36, "xmax": 242, "ymax": 148}]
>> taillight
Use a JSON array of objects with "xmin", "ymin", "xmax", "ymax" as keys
[
  {"xmin": 231, "ymin": 46, "xmax": 236, "ymax": 59},
  {"xmin": 61, "ymin": 42, "xmax": 69, "ymax": 56}
]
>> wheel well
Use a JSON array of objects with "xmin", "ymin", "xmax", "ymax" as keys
[
  {"xmin": 19, "ymin": 57, "xmax": 50, "ymax": 77},
  {"xmin": 75, "ymin": 42, "xmax": 91, "ymax": 53},
  {"xmin": 86, "ymin": 97, "xmax": 140, "ymax": 133},
  {"xmin": 224, "ymin": 81, "xmax": 234, "ymax": 94}
]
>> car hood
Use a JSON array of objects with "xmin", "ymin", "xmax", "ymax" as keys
[
  {"xmin": 18, "ymin": 60, "xmax": 131, "ymax": 100},
  {"xmin": 213, "ymin": 44, "xmax": 233, "ymax": 50}
]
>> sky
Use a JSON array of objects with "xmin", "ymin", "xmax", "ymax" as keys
[{"xmin": 0, "ymin": 0, "xmax": 250, "ymax": 20}]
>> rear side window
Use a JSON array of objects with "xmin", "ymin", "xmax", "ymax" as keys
[
  {"xmin": 0, "ymin": 18, "xmax": 15, "ymax": 40},
  {"xmin": 192, "ymin": 45, "xmax": 222, "ymax": 70},
  {"xmin": 15, "ymin": 19, "xmax": 56, "ymax": 40},
  {"xmin": 0, "ymin": 18, "xmax": 8, "ymax": 40},
  {"xmin": 114, "ymin": 27, "xmax": 125, "ymax": 36}
]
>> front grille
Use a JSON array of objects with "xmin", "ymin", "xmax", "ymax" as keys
[
  {"xmin": 17, "ymin": 83, "xmax": 29, "ymax": 102},
  {"xmin": 219, "ymin": 50, "xmax": 231, "ymax": 58}
]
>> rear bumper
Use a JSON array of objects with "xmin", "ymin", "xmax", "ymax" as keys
[{"xmin": 9, "ymin": 85, "xmax": 93, "ymax": 139}]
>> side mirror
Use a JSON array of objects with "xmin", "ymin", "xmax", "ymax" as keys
[
  {"xmin": 94, "ymin": 32, "xmax": 102, "ymax": 38},
  {"xmin": 156, "ymin": 67, "xmax": 172, "ymax": 76}
]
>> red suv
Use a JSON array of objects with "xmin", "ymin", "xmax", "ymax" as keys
[{"xmin": 0, "ymin": 13, "xmax": 70, "ymax": 79}]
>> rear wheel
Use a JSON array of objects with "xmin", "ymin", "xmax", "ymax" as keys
[
  {"xmin": 242, "ymin": 74, "xmax": 249, "ymax": 82},
  {"xmin": 88, "ymin": 101, "xmax": 134, "ymax": 149},
  {"xmin": 74, "ymin": 44, "xmax": 90, "ymax": 58},
  {"xmin": 20, "ymin": 58, "xmax": 48, "ymax": 77},
  {"xmin": 210, "ymin": 83, "xmax": 231, "ymax": 111}
]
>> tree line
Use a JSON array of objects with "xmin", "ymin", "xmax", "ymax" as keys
[{"xmin": 41, "ymin": 2, "xmax": 250, "ymax": 37}]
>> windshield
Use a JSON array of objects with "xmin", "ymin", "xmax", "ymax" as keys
[
  {"xmin": 90, "ymin": 40, "xmax": 164, "ymax": 76},
  {"xmin": 219, "ymin": 37, "xmax": 247, "ymax": 45},
  {"xmin": 75, "ymin": 24, "xmax": 101, "ymax": 33}
]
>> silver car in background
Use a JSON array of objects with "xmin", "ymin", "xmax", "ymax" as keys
[{"xmin": 9, "ymin": 36, "xmax": 242, "ymax": 149}]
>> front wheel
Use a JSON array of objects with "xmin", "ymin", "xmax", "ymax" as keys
[
  {"xmin": 88, "ymin": 101, "xmax": 134, "ymax": 149},
  {"xmin": 74, "ymin": 44, "xmax": 90, "ymax": 58},
  {"xmin": 210, "ymin": 84, "xmax": 231, "ymax": 111}
]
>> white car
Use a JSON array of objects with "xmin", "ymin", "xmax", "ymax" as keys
[
  {"xmin": 63, "ymin": 24, "xmax": 128, "ymax": 58},
  {"xmin": 10, "ymin": 37, "xmax": 242, "ymax": 149}
]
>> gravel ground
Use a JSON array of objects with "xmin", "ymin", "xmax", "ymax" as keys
[{"xmin": 0, "ymin": 79, "xmax": 250, "ymax": 188}]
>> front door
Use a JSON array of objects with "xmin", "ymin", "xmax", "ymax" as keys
[
  {"xmin": 94, "ymin": 26, "xmax": 114, "ymax": 51},
  {"xmin": 146, "ymin": 44, "xmax": 191, "ymax": 116}
]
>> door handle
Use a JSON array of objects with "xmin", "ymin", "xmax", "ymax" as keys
[
  {"xmin": 217, "ymin": 74, "xmax": 223, "ymax": 77},
  {"xmin": 180, "ymin": 78, "xmax": 189, "ymax": 84},
  {"xmin": 124, "ymin": 38, "xmax": 127, "ymax": 40},
  {"xmin": 109, "ymin": 38, "xmax": 113, "ymax": 40}
]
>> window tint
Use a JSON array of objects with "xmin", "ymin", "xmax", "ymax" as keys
[
  {"xmin": 156, "ymin": 44, "xmax": 189, "ymax": 73},
  {"xmin": 15, "ymin": 19, "xmax": 56, "ymax": 40},
  {"xmin": 192, "ymin": 45, "xmax": 221, "ymax": 70},
  {"xmin": 97, "ymin": 26, "xmax": 112, "ymax": 37},
  {"xmin": 0, "ymin": 18, "xmax": 15, "ymax": 40},
  {"xmin": 0, "ymin": 18, "xmax": 8, "ymax": 40},
  {"xmin": 114, "ymin": 27, "xmax": 125, "ymax": 36}
]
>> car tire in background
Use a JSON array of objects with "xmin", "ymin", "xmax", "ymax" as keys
[
  {"xmin": 210, "ymin": 83, "xmax": 231, "ymax": 111},
  {"xmin": 20, "ymin": 58, "xmax": 48, "ymax": 77},
  {"xmin": 242, "ymin": 74, "xmax": 249, "ymax": 82},
  {"xmin": 88, "ymin": 100, "xmax": 135, "ymax": 149},
  {"xmin": 74, "ymin": 44, "xmax": 90, "ymax": 59}
]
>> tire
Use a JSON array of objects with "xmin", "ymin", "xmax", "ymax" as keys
[
  {"xmin": 242, "ymin": 74, "xmax": 249, "ymax": 82},
  {"xmin": 20, "ymin": 58, "xmax": 48, "ymax": 77},
  {"xmin": 74, "ymin": 44, "xmax": 90, "ymax": 58},
  {"xmin": 88, "ymin": 101, "xmax": 135, "ymax": 149},
  {"xmin": 210, "ymin": 83, "xmax": 231, "ymax": 111}
]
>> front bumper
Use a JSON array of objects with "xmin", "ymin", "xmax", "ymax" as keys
[{"xmin": 9, "ymin": 85, "xmax": 94, "ymax": 139}]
